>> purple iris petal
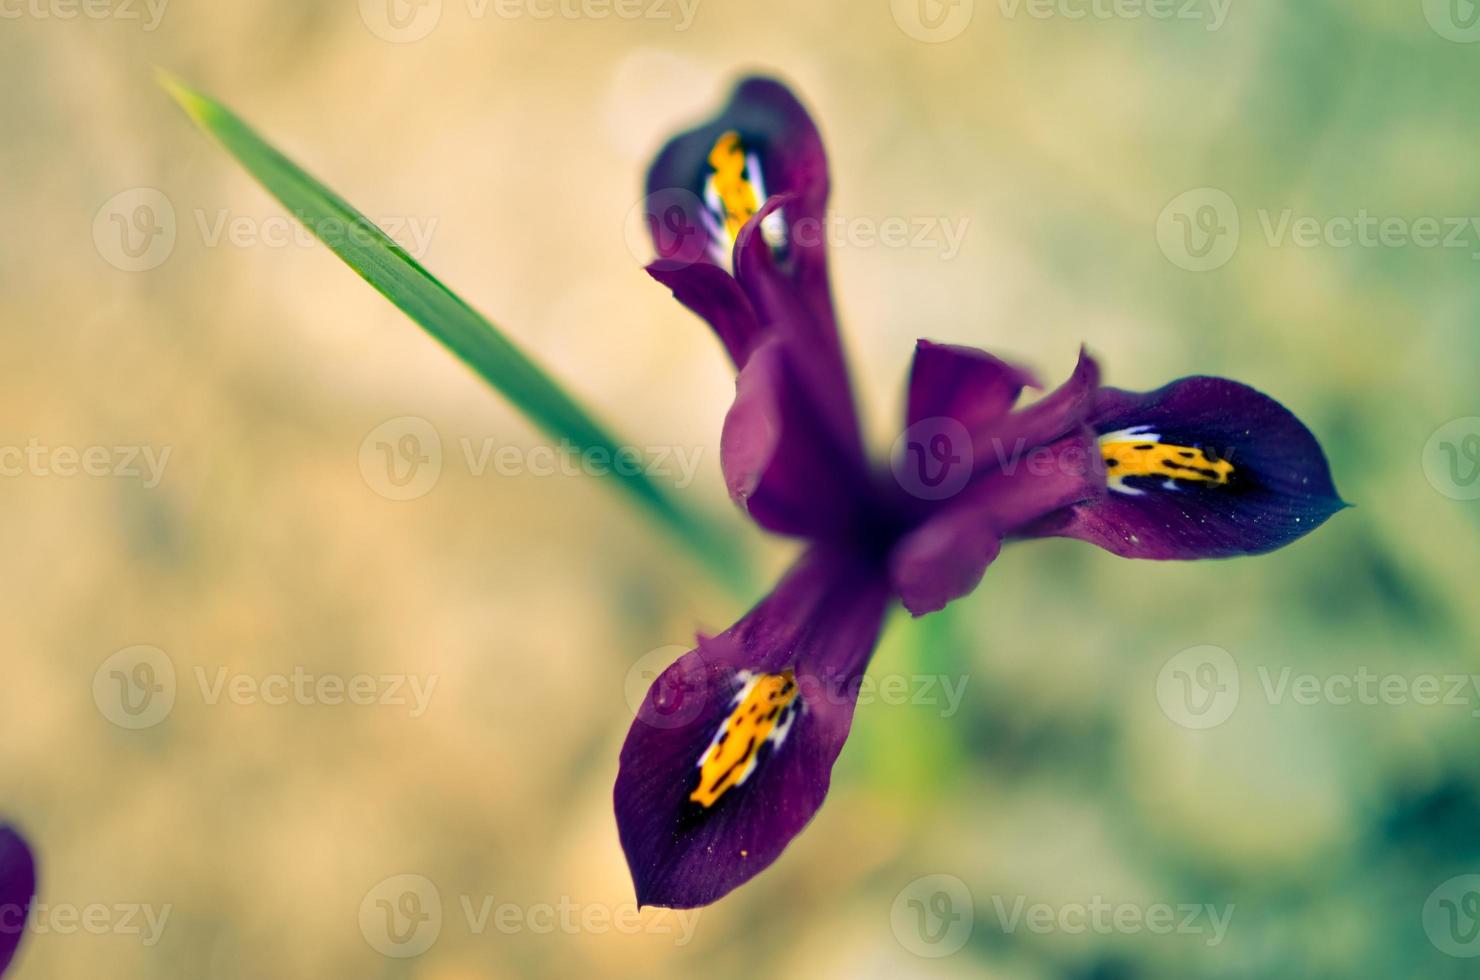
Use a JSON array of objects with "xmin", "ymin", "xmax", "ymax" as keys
[
  {"xmin": 906, "ymin": 340, "xmax": 1040, "ymax": 433},
  {"xmin": 971, "ymin": 347, "xmax": 1100, "ymax": 476},
  {"xmin": 646, "ymin": 77, "xmax": 829, "ymax": 296},
  {"xmin": 732, "ymin": 196, "xmax": 863, "ymax": 464},
  {"xmin": 1027, "ymin": 377, "xmax": 1347, "ymax": 559},
  {"xmin": 722, "ymin": 340, "xmax": 866, "ymax": 537},
  {"xmin": 0, "ymin": 826, "xmax": 35, "ymax": 976},
  {"xmin": 891, "ymin": 429, "xmax": 1104, "ymax": 615},
  {"xmin": 645, "ymin": 262, "xmax": 762, "ymax": 368},
  {"xmin": 614, "ymin": 547, "xmax": 891, "ymax": 909}
]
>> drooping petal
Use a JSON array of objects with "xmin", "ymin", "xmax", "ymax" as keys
[
  {"xmin": 722, "ymin": 339, "xmax": 866, "ymax": 538},
  {"xmin": 1027, "ymin": 376, "xmax": 1347, "ymax": 559},
  {"xmin": 615, "ymin": 547, "xmax": 892, "ymax": 909},
  {"xmin": 890, "ymin": 429, "xmax": 1105, "ymax": 615},
  {"xmin": 645, "ymin": 262, "xmax": 763, "ymax": 368},
  {"xmin": 0, "ymin": 826, "xmax": 35, "ymax": 976},
  {"xmin": 905, "ymin": 340, "xmax": 1039, "ymax": 433}
]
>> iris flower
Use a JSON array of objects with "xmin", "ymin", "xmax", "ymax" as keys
[
  {"xmin": 0, "ymin": 826, "xmax": 34, "ymax": 975},
  {"xmin": 614, "ymin": 77, "xmax": 1345, "ymax": 909}
]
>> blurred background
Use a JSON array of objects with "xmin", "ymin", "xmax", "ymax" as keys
[{"xmin": 2, "ymin": 0, "xmax": 1479, "ymax": 976}]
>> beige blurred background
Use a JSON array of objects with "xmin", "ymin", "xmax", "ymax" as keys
[{"xmin": 2, "ymin": 0, "xmax": 1479, "ymax": 976}]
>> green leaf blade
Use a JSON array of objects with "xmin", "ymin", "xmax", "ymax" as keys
[{"xmin": 159, "ymin": 70, "xmax": 749, "ymax": 596}]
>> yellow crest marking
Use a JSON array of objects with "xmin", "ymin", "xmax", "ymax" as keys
[
  {"xmin": 1099, "ymin": 427, "xmax": 1234, "ymax": 495},
  {"xmin": 705, "ymin": 131, "xmax": 761, "ymax": 245},
  {"xmin": 690, "ymin": 670, "xmax": 799, "ymax": 809}
]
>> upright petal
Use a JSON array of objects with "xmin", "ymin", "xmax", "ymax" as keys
[
  {"xmin": 0, "ymin": 826, "xmax": 35, "ymax": 976},
  {"xmin": 905, "ymin": 340, "xmax": 1039, "ymax": 433},
  {"xmin": 971, "ymin": 347, "xmax": 1100, "ymax": 477},
  {"xmin": 615, "ymin": 547, "xmax": 892, "ymax": 909},
  {"xmin": 722, "ymin": 340, "xmax": 866, "ymax": 537},
  {"xmin": 890, "ymin": 429, "xmax": 1104, "ymax": 615},
  {"xmin": 732, "ymin": 196, "xmax": 862, "ymax": 462},
  {"xmin": 1028, "ymin": 376, "xmax": 1347, "ymax": 559}
]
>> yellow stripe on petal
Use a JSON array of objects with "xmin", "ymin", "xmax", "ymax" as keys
[
  {"xmin": 690, "ymin": 670, "xmax": 800, "ymax": 808},
  {"xmin": 705, "ymin": 131, "xmax": 761, "ymax": 244},
  {"xmin": 1099, "ymin": 427, "xmax": 1234, "ymax": 496}
]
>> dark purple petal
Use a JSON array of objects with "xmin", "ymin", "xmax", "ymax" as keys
[
  {"xmin": 615, "ymin": 547, "xmax": 891, "ymax": 909},
  {"xmin": 732, "ymin": 196, "xmax": 862, "ymax": 461},
  {"xmin": 0, "ymin": 826, "xmax": 35, "ymax": 976},
  {"xmin": 906, "ymin": 340, "xmax": 1039, "ymax": 432},
  {"xmin": 1028, "ymin": 376, "xmax": 1347, "ymax": 559},
  {"xmin": 970, "ymin": 347, "xmax": 1100, "ymax": 477},
  {"xmin": 891, "ymin": 430, "xmax": 1104, "ymax": 615},
  {"xmin": 722, "ymin": 340, "xmax": 865, "ymax": 537},
  {"xmin": 646, "ymin": 262, "xmax": 763, "ymax": 368},
  {"xmin": 646, "ymin": 76, "xmax": 829, "ymax": 294}
]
